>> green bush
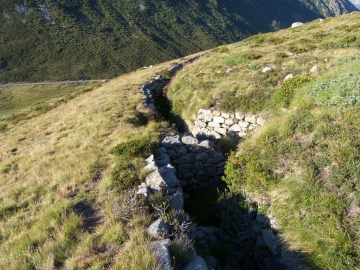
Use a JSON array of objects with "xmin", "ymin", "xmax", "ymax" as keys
[
  {"xmin": 0, "ymin": 123, "xmax": 7, "ymax": 132},
  {"xmin": 110, "ymin": 136, "xmax": 152, "ymax": 158},
  {"xmin": 223, "ymin": 149, "xmax": 275, "ymax": 192},
  {"xmin": 110, "ymin": 163, "xmax": 141, "ymax": 190},
  {"xmin": 287, "ymin": 45, "xmax": 308, "ymax": 54},
  {"xmin": 223, "ymin": 51, "xmax": 261, "ymax": 66},
  {"xmin": 218, "ymin": 45, "xmax": 230, "ymax": 53},
  {"xmin": 276, "ymin": 52, "xmax": 288, "ymax": 58},
  {"xmin": 272, "ymin": 75, "xmax": 313, "ymax": 108},
  {"xmin": 241, "ymin": 51, "xmax": 262, "ymax": 60}
]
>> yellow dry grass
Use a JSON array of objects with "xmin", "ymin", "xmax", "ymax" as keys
[{"xmin": 0, "ymin": 55, "xmax": 190, "ymax": 269}]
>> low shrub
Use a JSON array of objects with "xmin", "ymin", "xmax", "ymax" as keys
[
  {"xmin": 218, "ymin": 45, "xmax": 230, "ymax": 53},
  {"xmin": 0, "ymin": 123, "xmax": 7, "ymax": 132},
  {"xmin": 110, "ymin": 163, "xmax": 141, "ymax": 190},
  {"xmin": 110, "ymin": 136, "xmax": 152, "ymax": 158},
  {"xmin": 272, "ymin": 75, "xmax": 313, "ymax": 108},
  {"xmin": 169, "ymin": 237, "xmax": 193, "ymax": 266},
  {"xmin": 276, "ymin": 52, "xmax": 288, "ymax": 59},
  {"xmin": 267, "ymin": 36, "xmax": 286, "ymax": 45}
]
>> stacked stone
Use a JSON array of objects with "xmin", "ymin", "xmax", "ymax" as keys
[
  {"xmin": 139, "ymin": 76, "xmax": 165, "ymax": 110},
  {"xmin": 137, "ymin": 146, "xmax": 208, "ymax": 270},
  {"xmin": 162, "ymin": 135, "xmax": 225, "ymax": 190},
  {"xmin": 192, "ymin": 109, "xmax": 266, "ymax": 141},
  {"xmin": 137, "ymin": 146, "xmax": 184, "ymax": 211}
]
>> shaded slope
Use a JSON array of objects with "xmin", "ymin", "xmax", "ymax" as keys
[{"xmin": 0, "ymin": 0, "xmax": 357, "ymax": 83}]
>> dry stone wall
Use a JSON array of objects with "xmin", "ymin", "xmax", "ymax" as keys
[
  {"xmin": 163, "ymin": 135, "xmax": 225, "ymax": 190},
  {"xmin": 193, "ymin": 109, "xmax": 266, "ymax": 141}
]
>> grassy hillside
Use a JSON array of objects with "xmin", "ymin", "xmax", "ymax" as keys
[
  {"xmin": 0, "ymin": 0, "xmax": 356, "ymax": 83},
  {"xmin": 168, "ymin": 13, "xmax": 360, "ymax": 268},
  {"xmin": 0, "ymin": 11, "xmax": 360, "ymax": 270},
  {"xmin": 0, "ymin": 57, "xmax": 183, "ymax": 268}
]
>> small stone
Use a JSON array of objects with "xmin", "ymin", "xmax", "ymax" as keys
[
  {"xmin": 195, "ymin": 119, "xmax": 207, "ymax": 128},
  {"xmin": 212, "ymin": 110, "xmax": 221, "ymax": 117},
  {"xmin": 198, "ymin": 110, "xmax": 213, "ymax": 122},
  {"xmin": 310, "ymin": 66, "xmax": 318, "ymax": 73},
  {"xmin": 176, "ymin": 146, "xmax": 188, "ymax": 156},
  {"xmin": 235, "ymin": 112, "xmax": 245, "ymax": 120},
  {"xmin": 208, "ymin": 122, "xmax": 221, "ymax": 128},
  {"xmin": 182, "ymin": 135, "xmax": 199, "ymax": 145},
  {"xmin": 221, "ymin": 124, "xmax": 229, "ymax": 129},
  {"xmin": 225, "ymin": 118, "xmax": 234, "ymax": 126},
  {"xmin": 150, "ymin": 240, "xmax": 172, "ymax": 270},
  {"xmin": 229, "ymin": 124, "xmax": 241, "ymax": 132},
  {"xmin": 213, "ymin": 116, "xmax": 225, "ymax": 124},
  {"xmin": 178, "ymin": 164, "xmax": 192, "ymax": 174},
  {"xmin": 136, "ymin": 187, "xmax": 150, "ymax": 197},
  {"xmin": 245, "ymin": 114, "xmax": 257, "ymax": 124},
  {"xmin": 291, "ymin": 22, "xmax": 304, "ymax": 27},
  {"xmin": 248, "ymin": 124, "xmax": 258, "ymax": 131},
  {"xmin": 238, "ymin": 131, "xmax": 247, "ymax": 137},
  {"xmin": 184, "ymin": 256, "xmax": 208, "ymax": 270},
  {"xmin": 262, "ymin": 67, "xmax": 272, "ymax": 73},
  {"xmin": 162, "ymin": 136, "xmax": 182, "ymax": 148},
  {"xmin": 256, "ymin": 117, "xmax": 266, "ymax": 126},
  {"xmin": 221, "ymin": 112, "xmax": 230, "ymax": 118},
  {"xmin": 238, "ymin": 120, "xmax": 250, "ymax": 128},
  {"xmin": 147, "ymin": 218, "xmax": 169, "ymax": 239},
  {"xmin": 284, "ymin": 74, "xmax": 293, "ymax": 81},
  {"xmin": 155, "ymin": 154, "xmax": 170, "ymax": 167},
  {"xmin": 262, "ymin": 228, "xmax": 280, "ymax": 255},
  {"xmin": 214, "ymin": 127, "xmax": 227, "ymax": 135},
  {"xmin": 192, "ymin": 161, "xmax": 204, "ymax": 171},
  {"xmin": 198, "ymin": 140, "xmax": 215, "ymax": 149},
  {"xmin": 196, "ymin": 152, "xmax": 210, "ymax": 161},
  {"xmin": 208, "ymin": 153, "xmax": 224, "ymax": 163}
]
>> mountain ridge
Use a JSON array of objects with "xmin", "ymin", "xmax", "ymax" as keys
[{"xmin": 0, "ymin": 0, "xmax": 357, "ymax": 83}]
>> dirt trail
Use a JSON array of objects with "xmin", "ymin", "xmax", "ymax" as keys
[{"xmin": 0, "ymin": 80, "xmax": 106, "ymax": 88}]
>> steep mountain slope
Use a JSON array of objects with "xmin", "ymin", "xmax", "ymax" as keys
[
  {"xmin": 0, "ymin": 0, "xmax": 357, "ymax": 83},
  {"xmin": 0, "ymin": 12, "xmax": 360, "ymax": 270}
]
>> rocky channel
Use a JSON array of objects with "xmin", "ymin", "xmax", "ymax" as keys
[{"xmin": 134, "ymin": 57, "xmax": 308, "ymax": 270}]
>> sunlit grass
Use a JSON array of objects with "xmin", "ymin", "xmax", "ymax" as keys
[{"xmin": 0, "ymin": 56, "xmax": 183, "ymax": 268}]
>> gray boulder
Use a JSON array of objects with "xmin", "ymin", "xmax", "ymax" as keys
[
  {"xmin": 163, "ymin": 136, "xmax": 182, "ymax": 148},
  {"xmin": 291, "ymin": 22, "xmax": 304, "ymax": 27},
  {"xmin": 184, "ymin": 256, "xmax": 208, "ymax": 270},
  {"xmin": 155, "ymin": 154, "xmax": 171, "ymax": 167},
  {"xmin": 204, "ymin": 255, "xmax": 219, "ymax": 270},
  {"xmin": 182, "ymin": 135, "xmax": 199, "ymax": 145},
  {"xmin": 262, "ymin": 228, "xmax": 280, "ymax": 255},
  {"xmin": 164, "ymin": 189, "xmax": 184, "ymax": 210},
  {"xmin": 147, "ymin": 218, "xmax": 170, "ymax": 240},
  {"xmin": 150, "ymin": 239, "xmax": 172, "ymax": 270}
]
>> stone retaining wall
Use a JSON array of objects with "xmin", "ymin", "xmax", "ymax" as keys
[
  {"xmin": 192, "ymin": 109, "xmax": 266, "ymax": 141},
  {"xmin": 136, "ymin": 141, "xmax": 208, "ymax": 270},
  {"xmin": 163, "ymin": 135, "xmax": 225, "ymax": 190}
]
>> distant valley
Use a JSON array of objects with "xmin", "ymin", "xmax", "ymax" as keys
[{"xmin": 0, "ymin": 0, "xmax": 357, "ymax": 83}]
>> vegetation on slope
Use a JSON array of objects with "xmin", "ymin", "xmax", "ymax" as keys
[
  {"xmin": 0, "ymin": 0, "xmax": 356, "ymax": 83},
  {"xmin": 0, "ymin": 57, "xmax": 185, "ymax": 268},
  {"xmin": 168, "ymin": 13, "xmax": 360, "ymax": 268}
]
